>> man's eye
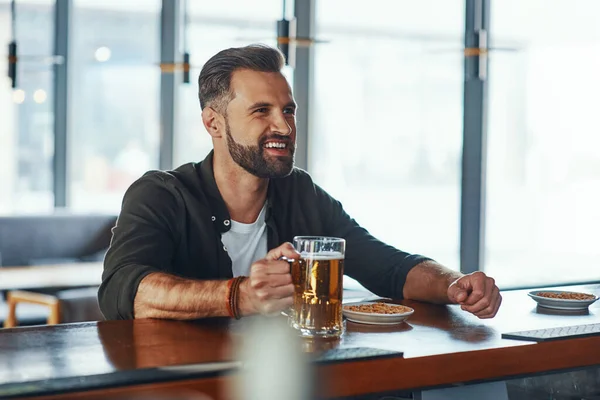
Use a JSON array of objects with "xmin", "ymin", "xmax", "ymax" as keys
[
  {"xmin": 284, "ymin": 108, "xmax": 296, "ymax": 115},
  {"xmin": 254, "ymin": 108, "xmax": 268, "ymax": 114}
]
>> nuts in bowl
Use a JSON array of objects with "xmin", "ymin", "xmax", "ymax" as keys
[
  {"xmin": 534, "ymin": 291, "xmax": 596, "ymax": 301},
  {"xmin": 344, "ymin": 302, "xmax": 413, "ymax": 315},
  {"xmin": 342, "ymin": 302, "xmax": 414, "ymax": 325},
  {"xmin": 528, "ymin": 290, "xmax": 599, "ymax": 311}
]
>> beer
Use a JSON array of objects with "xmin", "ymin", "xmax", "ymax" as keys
[
  {"xmin": 290, "ymin": 252, "xmax": 344, "ymax": 337},
  {"xmin": 288, "ymin": 236, "xmax": 346, "ymax": 338}
]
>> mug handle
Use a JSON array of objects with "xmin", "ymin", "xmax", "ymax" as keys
[
  {"xmin": 279, "ymin": 256, "xmax": 296, "ymax": 317},
  {"xmin": 280, "ymin": 256, "xmax": 296, "ymax": 273}
]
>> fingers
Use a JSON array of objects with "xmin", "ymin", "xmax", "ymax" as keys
[
  {"xmin": 478, "ymin": 285, "xmax": 499, "ymax": 316},
  {"xmin": 457, "ymin": 272, "xmax": 502, "ymax": 319},
  {"xmin": 252, "ymin": 276, "xmax": 294, "ymax": 300},
  {"xmin": 265, "ymin": 242, "xmax": 300, "ymax": 261},
  {"xmin": 454, "ymin": 290, "xmax": 468, "ymax": 304},
  {"xmin": 248, "ymin": 256, "xmax": 295, "ymax": 316},
  {"xmin": 259, "ymin": 296, "xmax": 294, "ymax": 315},
  {"xmin": 461, "ymin": 273, "xmax": 486, "ymax": 306},
  {"xmin": 447, "ymin": 280, "xmax": 469, "ymax": 304},
  {"xmin": 475, "ymin": 290, "xmax": 502, "ymax": 319},
  {"xmin": 260, "ymin": 271, "xmax": 292, "ymax": 287},
  {"xmin": 252, "ymin": 259, "xmax": 292, "ymax": 281},
  {"xmin": 250, "ymin": 260, "xmax": 293, "ymax": 289},
  {"xmin": 461, "ymin": 275, "xmax": 492, "ymax": 312}
]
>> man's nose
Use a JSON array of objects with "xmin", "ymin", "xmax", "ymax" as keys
[{"xmin": 271, "ymin": 112, "xmax": 292, "ymax": 136}]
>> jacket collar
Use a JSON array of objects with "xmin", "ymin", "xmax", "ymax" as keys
[{"xmin": 198, "ymin": 150, "xmax": 274, "ymax": 233}]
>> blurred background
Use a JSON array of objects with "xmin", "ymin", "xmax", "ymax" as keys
[{"xmin": 1, "ymin": 0, "xmax": 599, "ymax": 289}]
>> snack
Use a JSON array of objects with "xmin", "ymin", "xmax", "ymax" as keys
[
  {"xmin": 344, "ymin": 302, "xmax": 412, "ymax": 314},
  {"xmin": 535, "ymin": 291, "xmax": 596, "ymax": 301}
]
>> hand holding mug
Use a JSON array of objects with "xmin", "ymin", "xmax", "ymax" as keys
[{"xmin": 239, "ymin": 242, "xmax": 298, "ymax": 316}]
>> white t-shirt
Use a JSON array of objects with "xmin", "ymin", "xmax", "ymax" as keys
[{"xmin": 221, "ymin": 203, "xmax": 268, "ymax": 277}]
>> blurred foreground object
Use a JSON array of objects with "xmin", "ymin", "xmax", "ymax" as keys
[{"xmin": 234, "ymin": 317, "xmax": 312, "ymax": 400}]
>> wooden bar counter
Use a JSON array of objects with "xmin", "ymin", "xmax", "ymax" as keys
[{"xmin": 0, "ymin": 285, "xmax": 599, "ymax": 399}]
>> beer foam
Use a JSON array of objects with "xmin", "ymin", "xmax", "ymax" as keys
[{"xmin": 299, "ymin": 251, "xmax": 344, "ymax": 260}]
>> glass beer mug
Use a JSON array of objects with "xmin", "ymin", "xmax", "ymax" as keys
[{"xmin": 288, "ymin": 236, "xmax": 345, "ymax": 338}]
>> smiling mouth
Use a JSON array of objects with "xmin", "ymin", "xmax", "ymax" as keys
[{"xmin": 263, "ymin": 141, "xmax": 288, "ymax": 150}]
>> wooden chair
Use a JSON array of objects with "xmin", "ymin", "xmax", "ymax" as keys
[
  {"xmin": 4, "ymin": 291, "xmax": 61, "ymax": 328},
  {"xmin": 3, "ymin": 287, "xmax": 103, "ymax": 328}
]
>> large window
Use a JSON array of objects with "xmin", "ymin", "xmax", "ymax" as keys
[
  {"xmin": 486, "ymin": 0, "xmax": 600, "ymax": 287},
  {"xmin": 2, "ymin": 0, "xmax": 598, "ymax": 288},
  {"xmin": 174, "ymin": 0, "xmax": 288, "ymax": 167},
  {"xmin": 68, "ymin": 0, "xmax": 161, "ymax": 212},
  {"xmin": 0, "ymin": 0, "xmax": 54, "ymax": 214},
  {"xmin": 311, "ymin": 0, "xmax": 464, "ymax": 268}
]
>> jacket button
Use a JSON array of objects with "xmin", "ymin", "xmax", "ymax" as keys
[
  {"xmin": 211, "ymin": 216, "xmax": 216, "ymax": 222},
  {"xmin": 224, "ymin": 220, "xmax": 230, "ymax": 226},
  {"xmin": 223, "ymin": 245, "xmax": 228, "ymax": 252}
]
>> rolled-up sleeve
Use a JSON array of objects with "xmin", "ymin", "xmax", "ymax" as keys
[
  {"xmin": 99, "ymin": 173, "xmax": 181, "ymax": 320},
  {"xmin": 315, "ymin": 184, "xmax": 431, "ymax": 299}
]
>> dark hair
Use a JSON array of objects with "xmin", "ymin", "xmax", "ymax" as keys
[{"xmin": 198, "ymin": 44, "xmax": 285, "ymax": 112}]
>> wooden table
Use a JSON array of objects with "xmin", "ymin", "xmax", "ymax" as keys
[
  {"xmin": 1, "ymin": 285, "xmax": 599, "ymax": 399},
  {"xmin": 0, "ymin": 262, "xmax": 103, "ymax": 291}
]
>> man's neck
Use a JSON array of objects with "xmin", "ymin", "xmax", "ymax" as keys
[{"xmin": 213, "ymin": 154, "xmax": 268, "ymax": 224}]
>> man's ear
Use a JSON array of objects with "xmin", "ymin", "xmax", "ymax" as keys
[{"xmin": 202, "ymin": 107, "xmax": 225, "ymax": 138}]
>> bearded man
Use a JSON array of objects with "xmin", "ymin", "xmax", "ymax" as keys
[{"xmin": 99, "ymin": 45, "xmax": 501, "ymax": 321}]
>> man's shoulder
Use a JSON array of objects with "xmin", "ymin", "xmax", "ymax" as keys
[
  {"xmin": 126, "ymin": 163, "xmax": 202, "ymax": 196},
  {"xmin": 138, "ymin": 162, "xmax": 197, "ymax": 183},
  {"xmin": 281, "ymin": 167, "xmax": 314, "ymax": 185},
  {"xmin": 269, "ymin": 167, "xmax": 319, "ymax": 194},
  {"xmin": 272, "ymin": 167, "xmax": 335, "ymax": 201}
]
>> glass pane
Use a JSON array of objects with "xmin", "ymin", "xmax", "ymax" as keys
[
  {"xmin": 0, "ymin": 0, "xmax": 54, "ymax": 213},
  {"xmin": 486, "ymin": 0, "xmax": 600, "ymax": 287},
  {"xmin": 312, "ymin": 0, "xmax": 464, "ymax": 268},
  {"xmin": 69, "ymin": 0, "xmax": 161, "ymax": 212},
  {"xmin": 174, "ymin": 0, "xmax": 288, "ymax": 167}
]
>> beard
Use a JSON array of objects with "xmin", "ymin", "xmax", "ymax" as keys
[{"xmin": 225, "ymin": 119, "xmax": 295, "ymax": 179}]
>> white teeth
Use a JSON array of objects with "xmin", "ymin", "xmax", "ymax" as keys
[{"xmin": 265, "ymin": 142, "xmax": 286, "ymax": 149}]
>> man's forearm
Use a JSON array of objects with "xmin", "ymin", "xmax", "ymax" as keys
[
  {"xmin": 134, "ymin": 272, "xmax": 231, "ymax": 319},
  {"xmin": 403, "ymin": 261, "xmax": 463, "ymax": 304}
]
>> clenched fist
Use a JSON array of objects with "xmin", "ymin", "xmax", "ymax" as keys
[{"xmin": 447, "ymin": 271, "xmax": 502, "ymax": 319}]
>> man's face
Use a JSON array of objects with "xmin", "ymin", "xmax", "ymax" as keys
[{"xmin": 223, "ymin": 69, "xmax": 296, "ymax": 178}]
